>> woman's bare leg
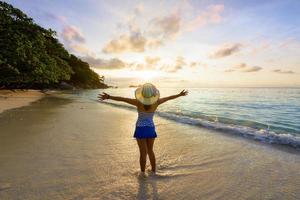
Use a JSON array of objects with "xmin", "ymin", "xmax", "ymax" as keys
[
  {"xmin": 136, "ymin": 139, "xmax": 148, "ymax": 172},
  {"xmin": 146, "ymin": 138, "xmax": 156, "ymax": 172}
]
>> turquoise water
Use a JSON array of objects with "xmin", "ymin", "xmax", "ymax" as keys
[{"xmin": 71, "ymin": 88, "xmax": 300, "ymax": 148}]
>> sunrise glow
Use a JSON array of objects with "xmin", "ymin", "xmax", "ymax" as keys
[{"xmin": 8, "ymin": 0, "xmax": 300, "ymax": 87}]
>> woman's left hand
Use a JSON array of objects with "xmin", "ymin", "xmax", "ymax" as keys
[
  {"xmin": 98, "ymin": 92, "xmax": 110, "ymax": 101},
  {"xmin": 179, "ymin": 90, "xmax": 188, "ymax": 96}
]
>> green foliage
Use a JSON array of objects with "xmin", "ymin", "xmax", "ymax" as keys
[
  {"xmin": 67, "ymin": 55, "xmax": 107, "ymax": 89},
  {"xmin": 0, "ymin": 1, "xmax": 107, "ymax": 89}
]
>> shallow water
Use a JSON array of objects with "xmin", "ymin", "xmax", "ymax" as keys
[
  {"xmin": 70, "ymin": 88, "xmax": 300, "ymax": 148},
  {"xmin": 91, "ymin": 88, "xmax": 300, "ymax": 134}
]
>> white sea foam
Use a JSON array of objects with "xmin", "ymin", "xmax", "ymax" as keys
[{"xmin": 157, "ymin": 111, "xmax": 300, "ymax": 149}]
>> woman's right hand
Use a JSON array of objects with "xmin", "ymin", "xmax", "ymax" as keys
[{"xmin": 98, "ymin": 92, "xmax": 110, "ymax": 101}]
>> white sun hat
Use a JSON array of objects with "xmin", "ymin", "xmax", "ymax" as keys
[{"xmin": 135, "ymin": 83, "xmax": 160, "ymax": 105}]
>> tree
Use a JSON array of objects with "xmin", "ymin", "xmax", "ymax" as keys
[
  {"xmin": 67, "ymin": 55, "xmax": 108, "ymax": 89},
  {"xmin": 0, "ymin": 1, "xmax": 107, "ymax": 89}
]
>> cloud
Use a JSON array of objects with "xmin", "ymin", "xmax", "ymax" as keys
[
  {"xmin": 149, "ymin": 4, "xmax": 224, "ymax": 39},
  {"xmin": 235, "ymin": 63, "xmax": 247, "ymax": 69},
  {"xmin": 129, "ymin": 57, "xmax": 160, "ymax": 71},
  {"xmin": 102, "ymin": 3, "xmax": 148, "ymax": 54},
  {"xmin": 160, "ymin": 56, "xmax": 186, "ymax": 73},
  {"xmin": 130, "ymin": 63, "xmax": 146, "ymax": 71},
  {"xmin": 81, "ymin": 54, "xmax": 188, "ymax": 73},
  {"xmin": 207, "ymin": 4, "xmax": 225, "ymax": 23},
  {"xmin": 278, "ymin": 38, "xmax": 297, "ymax": 48},
  {"xmin": 145, "ymin": 56, "xmax": 160, "ymax": 65},
  {"xmin": 190, "ymin": 62, "xmax": 198, "ymax": 68},
  {"xmin": 103, "ymin": 12, "xmax": 179, "ymax": 54},
  {"xmin": 136, "ymin": 63, "xmax": 147, "ymax": 71},
  {"xmin": 134, "ymin": 4, "xmax": 144, "ymax": 15},
  {"xmin": 273, "ymin": 69, "xmax": 295, "ymax": 74},
  {"xmin": 189, "ymin": 61, "xmax": 204, "ymax": 68},
  {"xmin": 60, "ymin": 24, "xmax": 93, "ymax": 55},
  {"xmin": 146, "ymin": 38, "xmax": 164, "ymax": 49},
  {"xmin": 125, "ymin": 55, "xmax": 187, "ymax": 72},
  {"xmin": 185, "ymin": 4, "xmax": 224, "ymax": 31},
  {"xmin": 81, "ymin": 56, "xmax": 127, "ymax": 69},
  {"xmin": 81, "ymin": 54, "xmax": 193, "ymax": 74},
  {"xmin": 224, "ymin": 69, "xmax": 235, "ymax": 72},
  {"xmin": 61, "ymin": 25, "xmax": 85, "ymax": 43},
  {"xmin": 43, "ymin": 12, "xmax": 67, "ymax": 23},
  {"xmin": 132, "ymin": 62, "xmax": 158, "ymax": 71},
  {"xmin": 68, "ymin": 43, "xmax": 90, "ymax": 54},
  {"xmin": 225, "ymin": 63, "xmax": 262, "ymax": 73},
  {"xmin": 148, "ymin": 4, "xmax": 224, "ymax": 41},
  {"xmin": 175, "ymin": 56, "xmax": 186, "ymax": 68},
  {"xmin": 102, "ymin": 32, "xmax": 147, "ymax": 53},
  {"xmin": 149, "ymin": 12, "xmax": 181, "ymax": 40},
  {"xmin": 103, "ymin": 3, "xmax": 225, "ymax": 54},
  {"xmin": 250, "ymin": 42, "xmax": 270, "ymax": 55},
  {"xmin": 243, "ymin": 66, "xmax": 262, "ymax": 72},
  {"xmin": 237, "ymin": 63, "xmax": 262, "ymax": 72},
  {"xmin": 210, "ymin": 43, "xmax": 242, "ymax": 58}
]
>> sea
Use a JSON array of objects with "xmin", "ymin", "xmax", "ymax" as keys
[{"xmin": 69, "ymin": 87, "xmax": 300, "ymax": 148}]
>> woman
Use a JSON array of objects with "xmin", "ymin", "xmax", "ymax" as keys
[{"xmin": 98, "ymin": 83, "xmax": 188, "ymax": 173}]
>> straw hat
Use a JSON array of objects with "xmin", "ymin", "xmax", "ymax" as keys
[{"xmin": 135, "ymin": 83, "xmax": 160, "ymax": 105}]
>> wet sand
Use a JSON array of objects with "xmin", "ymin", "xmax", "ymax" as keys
[
  {"xmin": 0, "ymin": 95, "xmax": 299, "ymax": 199},
  {"xmin": 0, "ymin": 90, "xmax": 45, "ymax": 114}
]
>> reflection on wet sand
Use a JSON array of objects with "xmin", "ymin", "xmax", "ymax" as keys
[{"xmin": 137, "ymin": 174, "xmax": 158, "ymax": 200}]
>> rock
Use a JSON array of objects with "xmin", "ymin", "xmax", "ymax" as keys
[{"xmin": 59, "ymin": 81, "xmax": 74, "ymax": 90}]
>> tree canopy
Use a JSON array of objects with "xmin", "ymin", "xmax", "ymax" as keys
[{"xmin": 0, "ymin": 1, "xmax": 108, "ymax": 89}]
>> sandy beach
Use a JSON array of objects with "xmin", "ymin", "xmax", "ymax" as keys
[
  {"xmin": 0, "ymin": 94, "xmax": 299, "ymax": 200},
  {"xmin": 0, "ymin": 90, "xmax": 46, "ymax": 114}
]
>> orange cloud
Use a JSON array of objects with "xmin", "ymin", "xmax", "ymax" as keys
[
  {"xmin": 103, "ymin": 4, "xmax": 225, "ymax": 54},
  {"xmin": 189, "ymin": 61, "xmax": 205, "ymax": 68},
  {"xmin": 81, "ymin": 56, "xmax": 128, "ymax": 69},
  {"xmin": 159, "ymin": 56, "xmax": 186, "ymax": 73},
  {"xmin": 146, "ymin": 38, "xmax": 164, "ymax": 49},
  {"xmin": 210, "ymin": 43, "xmax": 242, "ymax": 58},
  {"xmin": 149, "ymin": 12, "xmax": 181, "ymax": 40},
  {"xmin": 225, "ymin": 63, "xmax": 262, "ymax": 73},
  {"xmin": 102, "ymin": 33, "xmax": 147, "ymax": 53},
  {"xmin": 242, "ymin": 66, "xmax": 262, "ymax": 72},
  {"xmin": 69, "ymin": 43, "xmax": 90, "ymax": 54},
  {"xmin": 145, "ymin": 56, "xmax": 160, "ymax": 65},
  {"xmin": 273, "ymin": 69, "xmax": 295, "ymax": 74}
]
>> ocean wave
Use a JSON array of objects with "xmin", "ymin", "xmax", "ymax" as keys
[
  {"xmin": 101, "ymin": 101, "xmax": 300, "ymax": 149},
  {"xmin": 157, "ymin": 112, "xmax": 300, "ymax": 149}
]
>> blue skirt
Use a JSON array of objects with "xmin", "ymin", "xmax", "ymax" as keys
[{"xmin": 134, "ymin": 126, "xmax": 157, "ymax": 139}]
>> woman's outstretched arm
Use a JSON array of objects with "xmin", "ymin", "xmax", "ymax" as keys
[
  {"xmin": 158, "ymin": 90, "xmax": 188, "ymax": 105},
  {"xmin": 98, "ymin": 92, "xmax": 137, "ymax": 106}
]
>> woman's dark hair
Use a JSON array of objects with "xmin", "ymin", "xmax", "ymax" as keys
[{"xmin": 143, "ymin": 104, "xmax": 151, "ymax": 111}]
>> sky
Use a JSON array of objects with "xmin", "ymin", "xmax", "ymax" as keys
[{"xmin": 6, "ymin": 0, "xmax": 300, "ymax": 87}]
